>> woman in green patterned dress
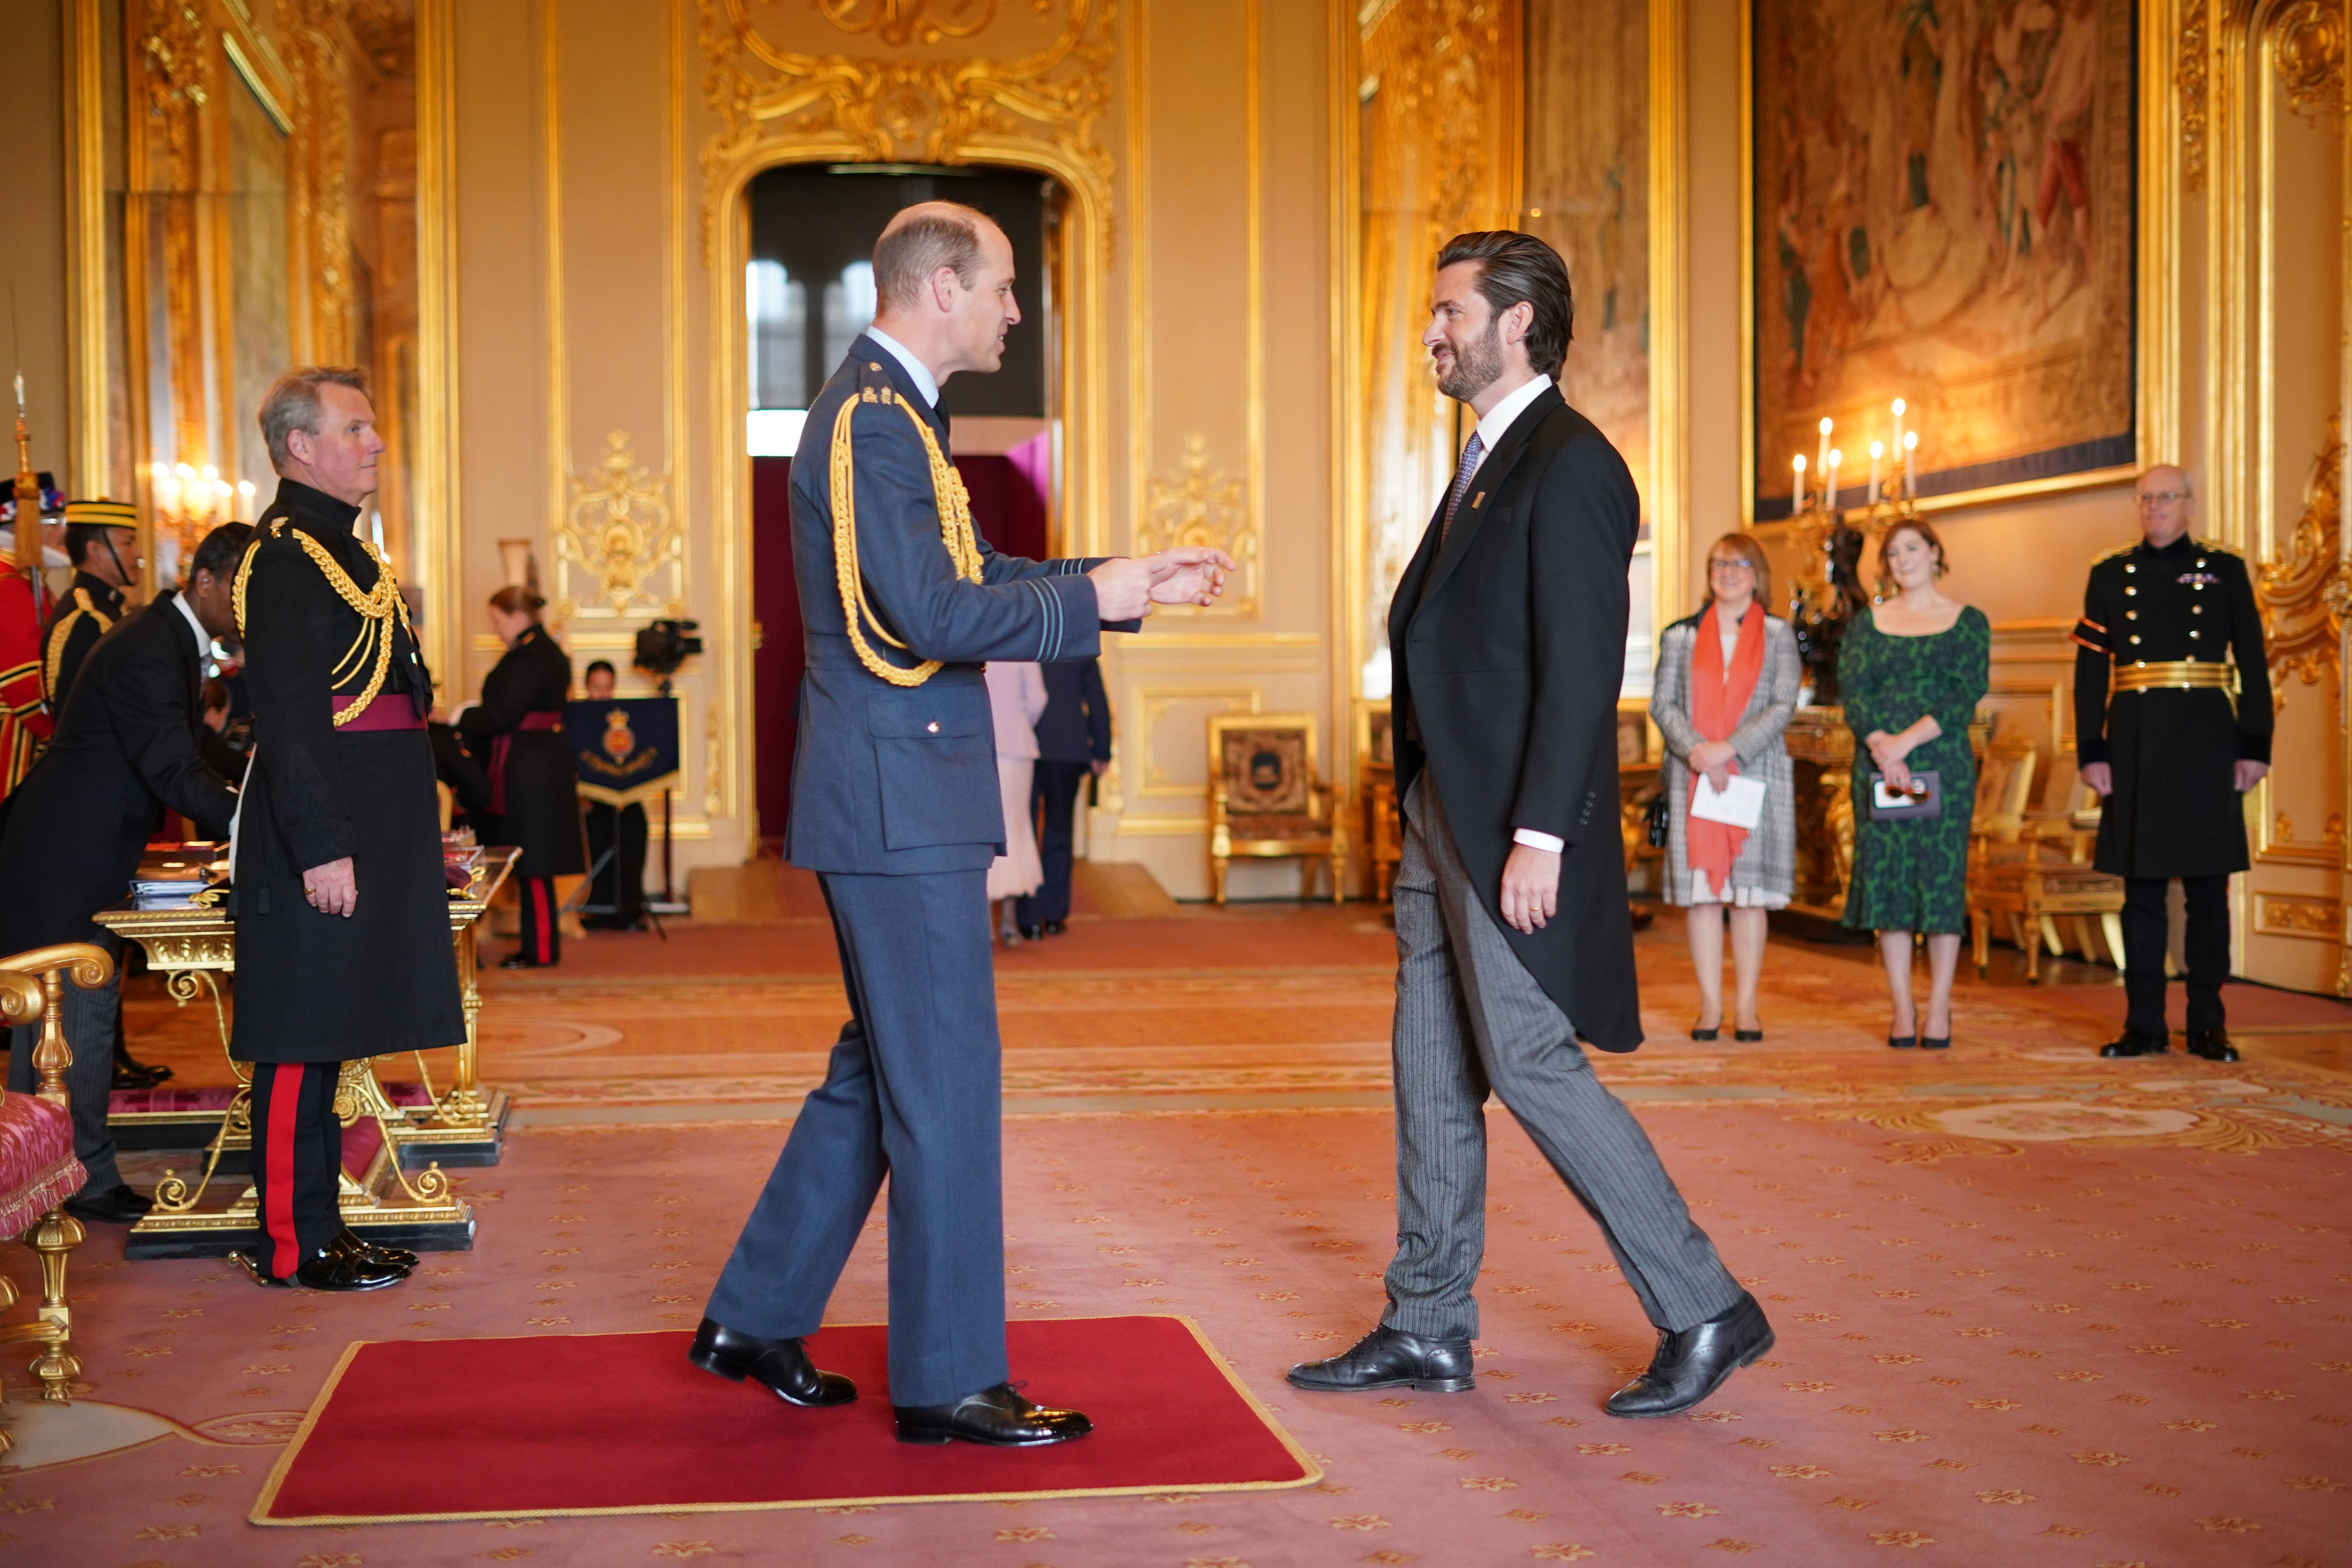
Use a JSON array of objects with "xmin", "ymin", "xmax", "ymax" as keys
[{"xmin": 1838, "ymin": 519, "xmax": 1989, "ymax": 1049}]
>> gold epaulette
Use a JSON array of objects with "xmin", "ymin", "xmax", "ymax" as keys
[
  {"xmin": 828, "ymin": 374, "xmax": 984, "ymax": 689},
  {"xmin": 41, "ymin": 587, "xmax": 112, "ymax": 697},
  {"xmin": 2192, "ymin": 536, "xmax": 2238, "ymax": 558},
  {"xmin": 233, "ymin": 516, "xmax": 414, "ymax": 727},
  {"xmin": 2092, "ymin": 540, "xmax": 2139, "ymax": 565}
]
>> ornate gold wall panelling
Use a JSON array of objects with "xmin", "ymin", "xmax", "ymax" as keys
[
  {"xmin": 2255, "ymin": 890, "xmax": 2344, "ymax": 938},
  {"xmin": 558, "ymin": 430, "xmax": 686, "ymax": 621},
  {"xmin": 2255, "ymin": 410, "xmax": 2346, "ymax": 691},
  {"xmin": 1139, "ymin": 433, "xmax": 1259, "ymax": 616}
]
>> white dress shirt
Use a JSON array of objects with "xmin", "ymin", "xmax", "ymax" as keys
[
  {"xmin": 169, "ymin": 588, "xmax": 212, "ymax": 661},
  {"xmin": 862, "ymin": 324, "xmax": 940, "ymax": 409},
  {"xmin": 1452, "ymin": 373, "xmax": 1568, "ymax": 856}
]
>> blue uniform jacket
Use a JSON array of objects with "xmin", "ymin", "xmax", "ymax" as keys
[{"xmin": 784, "ymin": 335, "xmax": 1125, "ymax": 875}]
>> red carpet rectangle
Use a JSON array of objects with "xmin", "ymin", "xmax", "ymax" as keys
[{"xmin": 251, "ymin": 1315, "xmax": 1320, "ymax": 1524}]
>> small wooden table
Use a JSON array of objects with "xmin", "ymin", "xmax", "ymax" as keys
[{"xmin": 99, "ymin": 847, "xmax": 516, "ymax": 1259}]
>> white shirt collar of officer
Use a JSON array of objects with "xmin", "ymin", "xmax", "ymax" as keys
[{"xmin": 863, "ymin": 325, "xmax": 940, "ymax": 409}]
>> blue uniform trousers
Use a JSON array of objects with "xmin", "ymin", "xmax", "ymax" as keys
[{"xmin": 706, "ymin": 867, "xmax": 1007, "ymax": 1408}]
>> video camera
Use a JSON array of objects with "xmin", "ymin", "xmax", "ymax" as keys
[{"xmin": 633, "ymin": 618, "xmax": 704, "ymax": 691}]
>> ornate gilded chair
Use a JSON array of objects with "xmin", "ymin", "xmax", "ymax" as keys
[
  {"xmin": 1966, "ymin": 738, "xmax": 2127, "ymax": 979},
  {"xmin": 1208, "ymin": 713, "xmax": 1348, "ymax": 905},
  {"xmin": 0, "ymin": 942, "xmax": 112, "ymax": 1440}
]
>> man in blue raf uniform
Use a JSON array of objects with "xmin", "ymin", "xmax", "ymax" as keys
[
  {"xmin": 694, "ymin": 202, "xmax": 1230, "ymax": 1446},
  {"xmin": 2074, "ymin": 465, "xmax": 2272, "ymax": 1062}
]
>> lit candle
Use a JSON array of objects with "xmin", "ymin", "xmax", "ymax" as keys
[
  {"xmin": 1827, "ymin": 448, "xmax": 1843, "ymax": 511},
  {"xmin": 1792, "ymin": 453, "xmax": 1808, "ymax": 511},
  {"xmin": 1891, "ymin": 397, "xmax": 1906, "ymax": 460},
  {"xmin": 1868, "ymin": 440, "xmax": 1885, "ymax": 504},
  {"xmin": 1816, "ymin": 417, "xmax": 1833, "ymax": 488},
  {"xmin": 1903, "ymin": 429, "xmax": 1919, "ymax": 499}
]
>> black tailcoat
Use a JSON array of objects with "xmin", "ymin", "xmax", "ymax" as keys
[
  {"xmin": 229, "ymin": 481, "xmax": 463, "ymax": 1064},
  {"xmin": 2073, "ymin": 534, "xmax": 2272, "ymax": 879},
  {"xmin": 41, "ymin": 570, "xmax": 125, "ymax": 707},
  {"xmin": 0, "ymin": 592, "xmax": 238, "ymax": 952},
  {"xmin": 1388, "ymin": 385, "xmax": 1643, "ymax": 1052},
  {"xmin": 458, "ymin": 623, "xmax": 584, "ymax": 879}
]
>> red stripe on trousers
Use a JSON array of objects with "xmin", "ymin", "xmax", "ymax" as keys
[
  {"xmin": 265, "ymin": 1062, "xmax": 306, "ymax": 1278},
  {"xmin": 531, "ymin": 879, "xmax": 553, "ymax": 964}
]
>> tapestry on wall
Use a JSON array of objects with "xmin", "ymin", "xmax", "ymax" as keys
[{"xmin": 1751, "ymin": 0, "xmax": 2136, "ymax": 518}]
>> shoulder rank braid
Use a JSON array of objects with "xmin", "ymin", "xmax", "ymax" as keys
[
  {"xmin": 43, "ymin": 586, "xmax": 113, "ymax": 696},
  {"xmin": 829, "ymin": 382, "xmax": 985, "ymax": 687},
  {"xmin": 233, "ymin": 517, "xmax": 416, "ymax": 727}
]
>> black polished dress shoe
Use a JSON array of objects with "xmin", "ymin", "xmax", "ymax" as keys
[
  {"xmin": 894, "ymin": 1382, "xmax": 1091, "ymax": 1446},
  {"xmin": 1286, "ymin": 1324, "xmax": 1475, "ymax": 1394},
  {"xmin": 111, "ymin": 1059, "xmax": 172, "ymax": 1090},
  {"xmin": 1606, "ymin": 1291, "xmax": 1775, "ymax": 1419},
  {"xmin": 687, "ymin": 1318, "xmax": 856, "ymax": 1407},
  {"xmin": 1042, "ymin": 920, "xmax": 1068, "ymax": 936},
  {"xmin": 230, "ymin": 1242, "xmax": 409, "ymax": 1292},
  {"xmin": 1018, "ymin": 924, "xmax": 1046, "ymax": 941},
  {"xmin": 2186, "ymin": 1027, "xmax": 2240, "ymax": 1063},
  {"xmin": 63, "ymin": 1183, "xmax": 153, "ymax": 1224},
  {"xmin": 2099, "ymin": 1027, "xmax": 2168, "ymax": 1058},
  {"xmin": 331, "ymin": 1227, "xmax": 418, "ymax": 1272},
  {"xmin": 498, "ymin": 952, "xmax": 545, "ymax": 969}
]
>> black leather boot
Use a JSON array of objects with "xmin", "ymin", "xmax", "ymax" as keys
[
  {"xmin": 2185, "ymin": 1027, "xmax": 2239, "ymax": 1062},
  {"xmin": 1286, "ymin": 1325, "xmax": 1475, "ymax": 1394},
  {"xmin": 687, "ymin": 1318, "xmax": 856, "ymax": 1407},
  {"xmin": 1605, "ymin": 1292, "xmax": 1775, "ymax": 1419},
  {"xmin": 894, "ymin": 1383, "xmax": 1091, "ymax": 1446}
]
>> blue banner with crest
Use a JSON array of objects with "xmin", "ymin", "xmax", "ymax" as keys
[{"xmin": 565, "ymin": 697, "xmax": 680, "ymax": 807}]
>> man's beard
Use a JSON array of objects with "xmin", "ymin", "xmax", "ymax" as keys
[{"xmin": 1435, "ymin": 319, "xmax": 1504, "ymax": 402}]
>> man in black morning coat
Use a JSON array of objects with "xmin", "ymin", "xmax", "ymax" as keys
[
  {"xmin": 0, "ymin": 523, "xmax": 246, "ymax": 1225},
  {"xmin": 692, "ymin": 202, "xmax": 1230, "ymax": 1446},
  {"xmin": 2074, "ymin": 464, "xmax": 2273, "ymax": 1063},
  {"xmin": 1288, "ymin": 232, "xmax": 1765, "ymax": 1419},
  {"xmin": 228, "ymin": 366, "xmax": 461, "ymax": 1293}
]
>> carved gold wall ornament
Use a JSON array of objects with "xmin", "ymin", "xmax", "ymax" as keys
[
  {"xmin": 558, "ymin": 430, "xmax": 686, "ymax": 621},
  {"xmin": 815, "ymin": 0, "xmax": 1022, "ymax": 47},
  {"xmin": 2273, "ymin": 0, "xmax": 2348, "ymax": 118},
  {"xmin": 2255, "ymin": 411, "xmax": 2345, "ymax": 687},
  {"xmin": 696, "ymin": 0, "xmax": 1113, "ymax": 265},
  {"xmin": 1140, "ymin": 433, "xmax": 1259, "ymax": 616},
  {"xmin": 2179, "ymin": 0, "xmax": 2211, "ymax": 189}
]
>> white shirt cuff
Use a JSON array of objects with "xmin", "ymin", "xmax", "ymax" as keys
[{"xmin": 1511, "ymin": 828, "xmax": 1566, "ymax": 854}]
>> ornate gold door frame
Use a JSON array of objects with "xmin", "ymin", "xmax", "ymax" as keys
[{"xmin": 696, "ymin": 0, "xmax": 1114, "ymax": 844}]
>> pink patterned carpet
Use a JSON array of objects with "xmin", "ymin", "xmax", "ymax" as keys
[{"xmin": 5, "ymin": 907, "xmax": 2350, "ymax": 1566}]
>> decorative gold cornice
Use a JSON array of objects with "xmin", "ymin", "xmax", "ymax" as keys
[
  {"xmin": 1142, "ymin": 433, "xmax": 1259, "ymax": 617},
  {"xmin": 2178, "ymin": 0, "xmax": 2210, "ymax": 190},
  {"xmin": 695, "ymin": 0, "xmax": 1112, "ymax": 265},
  {"xmin": 559, "ymin": 430, "xmax": 684, "ymax": 621},
  {"xmin": 2274, "ymin": 0, "xmax": 2347, "ymax": 119},
  {"xmin": 816, "ymin": 0, "xmax": 1007, "ymax": 48},
  {"xmin": 2255, "ymin": 410, "xmax": 2345, "ymax": 688}
]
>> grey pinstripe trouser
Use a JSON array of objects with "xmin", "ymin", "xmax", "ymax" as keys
[{"xmin": 1381, "ymin": 779, "xmax": 1741, "ymax": 1340}]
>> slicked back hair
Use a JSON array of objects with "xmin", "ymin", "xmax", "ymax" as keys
[
  {"xmin": 259, "ymin": 366, "xmax": 370, "ymax": 472},
  {"xmin": 191, "ymin": 521, "xmax": 254, "ymax": 584},
  {"xmin": 874, "ymin": 203, "xmax": 993, "ymax": 313},
  {"xmin": 1435, "ymin": 231, "xmax": 1574, "ymax": 378}
]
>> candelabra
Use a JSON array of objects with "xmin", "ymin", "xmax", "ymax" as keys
[{"xmin": 149, "ymin": 462, "xmax": 256, "ymax": 584}]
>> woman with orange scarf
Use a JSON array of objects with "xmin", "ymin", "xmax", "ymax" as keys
[{"xmin": 1650, "ymin": 533, "xmax": 1802, "ymax": 1040}]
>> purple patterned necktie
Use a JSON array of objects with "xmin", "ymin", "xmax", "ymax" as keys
[{"xmin": 1441, "ymin": 432, "xmax": 1485, "ymax": 543}]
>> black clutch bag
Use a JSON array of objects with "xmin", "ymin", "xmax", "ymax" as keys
[
  {"xmin": 1643, "ymin": 790, "xmax": 1670, "ymax": 847},
  {"xmin": 1867, "ymin": 770, "xmax": 1942, "ymax": 821}
]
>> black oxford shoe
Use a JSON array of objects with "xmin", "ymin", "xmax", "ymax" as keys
[
  {"xmin": 331, "ymin": 1227, "xmax": 418, "ymax": 1272},
  {"xmin": 2185, "ymin": 1028, "xmax": 2240, "ymax": 1063},
  {"xmin": 1287, "ymin": 1325, "xmax": 1475, "ymax": 1394},
  {"xmin": 2099, "ymin": 1027, "xmax": 2168, "ymax": 1058},
  {"xmin": 894, "ymin": 1382, "xmax": 1091, "ymax": 1446},
  {"xmin": 1605, "ymin": 1292, "xmax": 1775, "ymax": 1419},
  {"xmin": 231, "ymin": 1242, "xmax": 409, "ymax": 1292},
  {"xmin": 687, "ymin": 1319, "xmax": 856, "ymax": 1407},
  {"xmin": 63, "ymin": 1183, "xmax": 153, "ymax": 1224}
]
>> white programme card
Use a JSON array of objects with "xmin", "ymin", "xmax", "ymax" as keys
[{"xmin": 1690, "ymin": 773, "xmax": 1766, "ymax": 830}]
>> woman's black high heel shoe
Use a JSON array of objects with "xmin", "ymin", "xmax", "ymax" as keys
[
  {"xmin": 1690, "ymin": 1022, "xmax": 1721, "ymax": 1041},
  {"xmin": 1734, "ymin": 1025, "xmax": 1764, "ymax": 1042},
  {"xmin": 1888, "ymin": 1033, "xmax": 1916, "ymax": 1049}
]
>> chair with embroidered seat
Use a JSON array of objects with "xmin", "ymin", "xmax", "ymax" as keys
[
  {"xmin": 1208, "ymin": 713, "xmax": 1349, "ymax": 905},
  {"xmin": 0, "ymin": 942, "xmax": 113, "ymax": 1440}
]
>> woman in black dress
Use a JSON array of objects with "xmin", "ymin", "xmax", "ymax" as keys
[{"xmin": 461, "ymin": 587, "xmax": 584, "ymax": 967}]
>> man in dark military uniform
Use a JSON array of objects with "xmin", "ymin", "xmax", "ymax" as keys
[
  {"xmin": 43, "ymin": 498, "xmax": 142, "ymax": 709},
  {"xmin": 693, "ymin": 202, "xmax": 1230, "ymax": 1447},
  {"xmin": 228, "ymin": 366, "xmax": 463, "ymax": 1291},
  {"xmin": 2073, "ymin": 465, "xmax": 2272, "ymax": 1061}
]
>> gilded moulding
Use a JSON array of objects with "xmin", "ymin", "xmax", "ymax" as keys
[
  {"xmin": 1141, "ymin": 433, "xmax": 1259, "ymax": 617},
  {"xmin": 558, "ymin": 430, "xmax": 686, "ymax": 622},
  {"xmin": 2274, "ymin": 0, "xmax": 2349, "ymax": 117},
  {"xmin": 816, "ymin": 0, "xmax": 1009, "ymax": 48},
  {"xmin": 2255, "ymin": 411, "xmax": 2346, "ymax": 690}
]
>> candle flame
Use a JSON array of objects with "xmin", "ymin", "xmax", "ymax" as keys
[
  {"xmin": 1818, "ymin": 416, "xmax": 1833, "ymax": 434},
  {"xmin": 1904, "ymin": 431, "xmax": 1919, "ymax": 450},
  {"xmin": 1828, "ymin": 449, "xmax": 1842, "ymax": 467},
  {"xmin": 1891, "ymin": 397, "xmax": 1906, "ymax": 417},
  {"xmin": 1870, "ymin": 440, "xmax": 1885, "ymax": 458},
  {"xmin": 1792, "ymin": 454, "xmax": 1807, "ymax": 472}
]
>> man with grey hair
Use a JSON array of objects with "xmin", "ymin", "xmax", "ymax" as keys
[
  {"xmin": 2074, "ymin": 464, "xmax": 2272, "ymax": 1061},
  {"xmin": 694, "ymin": 200, "xmax": 1232, "ymax": 1446},
  {"xmin": 226, "ymin": 366, "xmax": 460, "ymax": 1291}
]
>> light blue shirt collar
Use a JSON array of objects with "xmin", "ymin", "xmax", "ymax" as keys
[{"xmin": 862, "ymin": 325, "xmax": 940, "ymax": 409}]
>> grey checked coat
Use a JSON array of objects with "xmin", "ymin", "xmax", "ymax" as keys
[{"xmin": 1649, "ymin": 610, "xmax": 1801, "ymax": 907}]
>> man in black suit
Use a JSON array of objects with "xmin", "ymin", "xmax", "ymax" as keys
[
  {"xmin": 0, "ymin": 522, "xmax": 246, "ymax": 1224},
  {"xmin": 1015, "ymin": 656, "xmax": 1110, "ymax": 937},
  {"xmin": 1288, "ymin": 231, "xmax": 1767, "ymax": 1418},
  {"xmin": 42, "ymin": 498, "xmax": 142, "ymax": 709}
]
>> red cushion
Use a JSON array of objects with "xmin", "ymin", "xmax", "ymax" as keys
[{"xmin": 0, "ymin": 1095, "xmax": 84, "ymax": 1236}]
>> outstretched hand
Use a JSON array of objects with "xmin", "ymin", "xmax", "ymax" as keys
[{"xmin": 1088, "ymin": 547, "xmax": 1237, "ymax": 621}]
